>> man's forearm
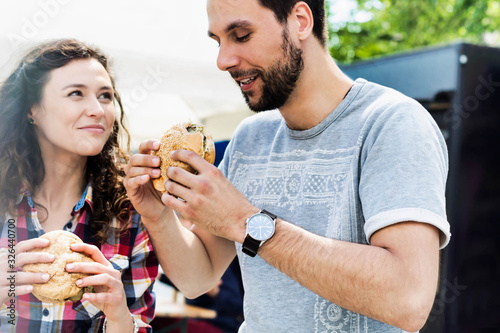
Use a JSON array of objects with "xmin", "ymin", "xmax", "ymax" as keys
[{"xmin": 258, "ymin": 219, "xmax": 440, "ymax": 332}]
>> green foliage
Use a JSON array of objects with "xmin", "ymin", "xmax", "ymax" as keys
[{"xmin": 328, "ymin": 0, "xmax": 500, "ymax": 64}]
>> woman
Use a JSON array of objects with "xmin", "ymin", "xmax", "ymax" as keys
[{"xmin": 0, "ymin": 39, "xmax": 157, "ymax": 332}]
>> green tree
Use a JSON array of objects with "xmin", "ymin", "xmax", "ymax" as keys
[{"xmin": 328, "ymin": 0, "xmax": 500, "ymax": 64}]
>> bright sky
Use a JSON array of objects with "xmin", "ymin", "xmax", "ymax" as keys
[
  {"xmin": 0, "ymin": 0, "xmax": 219, "ymax": 69},
  {"xmin": 0, "ymin": 0, "xmax": 356, "ymax": 64}
]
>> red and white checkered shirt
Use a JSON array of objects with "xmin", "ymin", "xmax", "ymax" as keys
[{"xmin": 0, "ymin": 184, "xmax": 158, "ymax": 333}]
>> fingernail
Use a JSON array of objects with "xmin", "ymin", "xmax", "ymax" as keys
[
  {"xmin": 41, "ymin": 239, "xmax": 49, "ymax": 244},
  {"xmin": 76, "ymin": 279, "xmax": 82, "ymax": 286},
  {"xmin": 66, "ymin": 263, "xmax": 74, "ymax": 270},
  {"xmin": 26, "ymin": 285, "xmax": 33, "ymax": 292},
  {"xmin": 153, "ymin": 141, "xmax": 160, "ymax": 149},
  {"xmin": 152, "ymin": 169, "xmax": 160, "ymax": 177},
  {"xmin": 42, "ymin": 273, "xmax": 50, "ymax": 280},
  {"xmin": 48, "ymin": 254, "xmax": 55, "ymax": 260},
  {"xmin": 152, "ymin": 157, "xmax": 160, "ymax": 164}
]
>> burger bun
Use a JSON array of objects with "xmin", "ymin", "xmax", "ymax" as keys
[
  {"xmin": 152, "ymin": 122, "xmax": 216, "ymax": 192},
  {"xmin": 22, "ymin": 230, "xmax": 95, "ymax": 303}
]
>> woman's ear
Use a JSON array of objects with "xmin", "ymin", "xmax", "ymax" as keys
[
  {"xmin": 292, "ymin": 1, "xmax": 314, "ymax": 41},
  {"xmin": 29, "ymin": 105, "xmax": 40, "ymax": 123}
]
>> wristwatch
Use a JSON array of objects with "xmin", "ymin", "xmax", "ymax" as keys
[{"xmin": 242, "ymin": 209, "xmax": 277, "ymax": 257}]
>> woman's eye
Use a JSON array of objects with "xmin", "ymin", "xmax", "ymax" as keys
[
  {"xmin": 68, "ymin": 90, "xmax": 82, "ymax": 97},
  {"xmin": 99, "ymin": 92, "xmax": 113, "ymax": 101}
]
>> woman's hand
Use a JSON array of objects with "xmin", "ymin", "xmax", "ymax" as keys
[
  {"xmin": 66, "ymin": 243, "xmax": 130, "ymax": 323},
  {"xmin": 0, "ymin": 238, "xmax": 54, "ymax": 304},
  {"xmin": 123, "ymin": 140, "xmax": 169, "ymax": 224}
]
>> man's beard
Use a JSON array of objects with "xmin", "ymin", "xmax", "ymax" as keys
[{"xmin": 232, "ymin": 29, "xmax": 304, "ymax": 112}]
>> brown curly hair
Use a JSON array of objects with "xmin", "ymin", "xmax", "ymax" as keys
[{"xmin": 0, "ymin": 39, "xmax": 131, "ymax": 244}]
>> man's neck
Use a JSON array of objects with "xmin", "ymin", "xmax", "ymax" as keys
[{"xmin": 279, "ymin": 48, "xmax": 353, "ymax": 130}]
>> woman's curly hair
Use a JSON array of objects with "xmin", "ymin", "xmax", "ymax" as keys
[{"xmin": 0, "ymin": 39, "xmax": 131, "ymax": 244}]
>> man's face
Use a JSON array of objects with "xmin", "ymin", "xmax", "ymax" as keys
[{"xmin": 207, "ymin": 0, "xmax": 304, "ymax": 111}]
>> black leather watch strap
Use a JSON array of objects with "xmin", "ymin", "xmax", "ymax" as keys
[
  {"xmin": 261, "ymin": 209, "xmax": 277, "ymax": 220},
  {"xmin": 242, "ymin": 236, "xmax": 261, "ymax": 257},
  {"xmin": 242, "ymin": 210, "xmax": 277, "ymax": 257}
]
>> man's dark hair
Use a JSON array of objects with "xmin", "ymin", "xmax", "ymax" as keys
[{"xmin": 257, "ymin": 0, "xmax": 327, "ymax": 47}]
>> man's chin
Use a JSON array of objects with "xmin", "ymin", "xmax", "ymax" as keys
[
  {"xmin": 242, "ymin": 92, "xmax": 267, "ymax": 112},
  {"xmin": 245, "ymin": 96, "xmax": 285, "ymax": 113},
  {"xmin": 246, "ymin": 100, "xmax": 268, "ymax": 113},
  {"xmin": 242, "ymin": 92, "xmax": 259, "ymax": 112}
]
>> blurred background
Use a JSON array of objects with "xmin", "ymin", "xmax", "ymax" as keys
[
  {"xmin": 1, "ymin": 0, "xmax": 499, "ymax": 332},
  {"xmin": 328, "ymin": 2, "xmax": 500, "ymax": 332}
]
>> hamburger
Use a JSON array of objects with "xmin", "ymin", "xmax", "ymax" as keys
[
  {"xmin": 152, "ymin": 122, "xmax": 216, "ymax": 193},
  {"xmin": 22, "ymin": 230, "xmax": 95, "ymax": 303}
]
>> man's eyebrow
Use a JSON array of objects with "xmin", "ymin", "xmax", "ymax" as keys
[
  {"xmin": 225, "ymin": 20, "xmax": 252, "ymax": 32},
  {"xmin": 208, "ymin": 19, "xmax": 252, "ymax": 38}
]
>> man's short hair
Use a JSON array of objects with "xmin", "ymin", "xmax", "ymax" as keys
[{"xmin": 257, "ymin": 0, "xmax": 327, "ymax": 47}]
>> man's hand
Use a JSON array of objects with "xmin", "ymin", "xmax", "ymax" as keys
[{"xmin": 161, "ymin": 149, "xmax": 256, "ymax": 243}]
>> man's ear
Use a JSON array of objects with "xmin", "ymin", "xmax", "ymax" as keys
[{"xmin": 292, "ymin": 1, "xmax": 314, "ymax": 41}]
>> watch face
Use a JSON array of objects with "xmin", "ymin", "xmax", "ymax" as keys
[{"xmin": 247, "ymin": 214, "xmax": 275, "ymax": 241}]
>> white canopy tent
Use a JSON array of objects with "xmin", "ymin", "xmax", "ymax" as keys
[{"xmin": 0, "ymin": 0, "xmax": 252, "ymax": 149}]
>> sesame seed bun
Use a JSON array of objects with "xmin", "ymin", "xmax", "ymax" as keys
[
  {"xmin": 22, "ymin": 230, "xmax": 95, "ymax": 303},
  {"xmin": 152, "ymin": 122, "xmax": 216, "ymax": 193}
]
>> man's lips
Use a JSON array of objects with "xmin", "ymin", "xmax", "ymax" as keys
[{"xmin": 236, "ymin": 75, "xmax": 258, "ymax": 91}]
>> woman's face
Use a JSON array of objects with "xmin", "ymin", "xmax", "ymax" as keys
[{"xmin": 31, "ymin": 58, "xmax": 116, "ymax": 159}]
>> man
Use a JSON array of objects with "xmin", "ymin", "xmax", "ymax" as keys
[{"xmin": 124, "ymin": 1, "xmax": 451, "ymax": 332}]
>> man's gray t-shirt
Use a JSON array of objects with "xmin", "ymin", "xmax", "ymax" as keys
[{"xmin": 218, "ymin": 78, "xmax": 451, "ymax": 333}]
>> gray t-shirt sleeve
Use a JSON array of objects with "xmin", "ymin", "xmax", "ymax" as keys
[{"xmin": 359, "ymin": 99, "xmax": 450, "ymax": 248}]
